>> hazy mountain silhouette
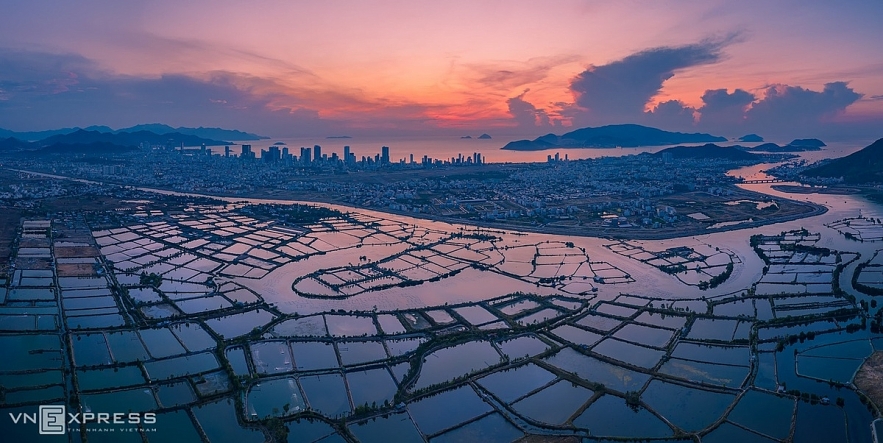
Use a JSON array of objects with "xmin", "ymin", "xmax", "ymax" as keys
[
  {"xmin": 0, "ymin": 127, "xmax": 86, "ymax": 141},
  {"xmin": 0, "ymin": 124, "xmax": 266, "ymax": 142},
  {"xmin": 502, "ymin": 124, "xmax": 725, "ymax": 150},
  {"xmin": 37, "ymin": 129, "xmax": 227, "ymax": 148},
  {"xmin": 0, "ymin": 129, "xmax": 232, "ymax": 157},
  {"xmin": 120, "ymin": 124, "xmax": 267, "ymax": 140}
]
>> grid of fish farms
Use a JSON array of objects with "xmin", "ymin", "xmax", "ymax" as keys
[{"xmin": 2, "ymin": 201, "xmax": 883, "ymax": 443}]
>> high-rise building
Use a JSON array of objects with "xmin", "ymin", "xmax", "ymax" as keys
[
  {"xmin": 343, "ymin": 146, "xmax": 350, "ymax": 164},
  {"xmin": 381, "ymin": 146, "xmax": 390, "ymax": 165},
  {"xmin": 314, "ymin": 145, "xmax": 322, "ymax": 163},
  {"xmin": 241, "ymin": 144, "xmax": 253, "ymax": 159},
  {"xmin": 266, "ymin": 146, "xmax": 281, "ymax": 162},
  {"xmin": 224, "ymin": 146, "xmax": 230, "ymax": 158}
]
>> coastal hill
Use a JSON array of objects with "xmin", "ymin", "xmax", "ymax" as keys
[
  {"xmin": 803, "ymin": 138, "xmax": 883, "ymax": 183},
  {"xmin": 0, "ymin": 124, "xmax": 267, "ymax": 142},
  {"xmin": 653, "ymin": 143, "xmax": 758, "ymax": 161},
  {"xmin": 502, "ymin": 124, "xmax": 726, "ymax": 151}
]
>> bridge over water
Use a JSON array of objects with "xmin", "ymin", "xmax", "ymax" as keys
[{"xmin": 739, "ymin": 178, "xmax": 787, "ymax": 184}]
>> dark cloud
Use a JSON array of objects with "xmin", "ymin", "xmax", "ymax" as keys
[
  {"xmin": 1, "ymin": 46, "xmax": 878, "ymax": 141},
  {"xmin": 0, "ymin": 50, "xmax": 99, "ymax": 96},
  {"xmin": 0, "ymin": 49, "xmax": 332, "ymax": 135},
  {"xmin": 700, "ymin": 88, "xmax": 755, "ymax": 110},
  {"xmin": 644, "ymin": 100, "xmax": 696, "ymax": 132},
  {"xmin": 467, "ymin": 56, "xmax": 577, "ymax": 90},
  {"xmin": 558, "ymin": 35, "xmax": 871, "ymax": 140},
  {"xmin": 507, "ymin": 90, "xmax": 551, "ymax": 128},
  {"xmin": 696, "ymin": 88, "xmax": 755, "ymax": 134},
  {"xmin": 569, "ymin": 39, "xmax": 730, "ymax": 124},
  {"xmin": 745, "ymin": 82, "xmax": 863, "ymax": 136},
  {"xmin": 0, "ymin": 48, "xmax": 524, "ymax": 137}
]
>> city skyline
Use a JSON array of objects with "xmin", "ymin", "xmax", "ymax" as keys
[{"xmin": 2, "ymin": 1, "xmax": 883, "ymax": 140}]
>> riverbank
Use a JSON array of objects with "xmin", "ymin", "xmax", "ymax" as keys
[{"xmin": 772, "ymin": 184, "xmax": 866, "ymax": 195}]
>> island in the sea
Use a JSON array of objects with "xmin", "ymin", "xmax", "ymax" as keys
[
  {"xmin": 748, "ymin": 138, "xmax": 826, "ymax": 152},
  {"xmin": 501, "ymin": 124, "xmax": 726, "ymax": 151},
  {"xmin": 738, "ymin": 133, "xmax": 764, "ymax": 142}
]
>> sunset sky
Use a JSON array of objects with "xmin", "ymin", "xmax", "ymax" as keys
[{"xmin": 1, "ymin": 0, "xmax": 882, "ymax": 140}]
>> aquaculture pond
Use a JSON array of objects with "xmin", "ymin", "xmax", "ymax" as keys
[{"xmin": 3, "ymin": 182, "xmax": 883, "ymax": 442}]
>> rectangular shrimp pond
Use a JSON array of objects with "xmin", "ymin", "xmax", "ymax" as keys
[{"xmin": 2, "ymin": 199, "xmax": 883, "ymax": 443}]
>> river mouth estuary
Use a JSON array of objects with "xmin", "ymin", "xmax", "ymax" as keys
[{"xmin": 2, "ymin": 156, "xmax": 883, "ymax": 443}]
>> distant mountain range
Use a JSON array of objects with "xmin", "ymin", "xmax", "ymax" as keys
[
  {"xmin": 502, "ymin": 124, "xmax": 726, "ymax": 151},
  {"xmin": 0, "ymin": 128, "xmax": 232, "ymax": 156},
  {"xmin": 0, "ymin": 124, "xmax": 267, "ymax": 142},
  {"xmin": 38, "ymin": 129, "xmax": 228, "ymax": 147},
  {"xmin": 803, "ymin": 138, "xmax": 883, "ymax": 183}
]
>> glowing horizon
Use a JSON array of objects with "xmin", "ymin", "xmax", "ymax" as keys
[{"xmin": 1, "ymin": 0, "xmax": 882, "ymax": 140}]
